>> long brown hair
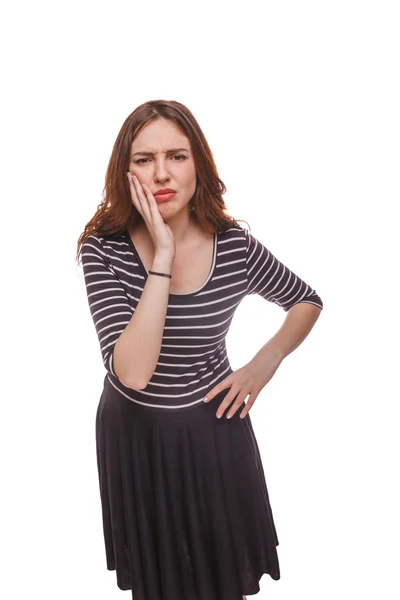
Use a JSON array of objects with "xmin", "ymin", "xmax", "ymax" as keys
[{"xmin": 76, "ymin": 100, "xmax": 250, "ymax": 264}]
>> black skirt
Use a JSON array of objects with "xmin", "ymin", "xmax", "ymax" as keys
[{"xmin": 95, "ymin": 375, "xmax": 280, "ymax": 600}]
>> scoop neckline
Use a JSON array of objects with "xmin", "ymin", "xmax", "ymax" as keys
[{"xmin": 125, "ymin": 230, "xmax": 218, "ymax": 297}]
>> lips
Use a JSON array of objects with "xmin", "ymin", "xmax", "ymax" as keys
[{"xmin": 154, "ymin": 188, "xmax": 176, "ymax": 196}]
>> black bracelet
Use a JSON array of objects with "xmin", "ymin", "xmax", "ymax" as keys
[{"xmin": 148, "ymin": 270, "xmax": 172, "ymax": 279}]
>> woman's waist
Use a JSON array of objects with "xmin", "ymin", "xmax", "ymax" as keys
[{"xmin": 104, "ymin": 364, "xmax": 233, "ymax": 412}]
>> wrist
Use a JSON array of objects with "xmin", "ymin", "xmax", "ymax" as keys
[
  {"xmin": 152, "ymin": 255, "xmax": 173, "ymax": 274},
  {"xmin": 252, "ymin": 342, "xmax": 285, "ymax": 368}
]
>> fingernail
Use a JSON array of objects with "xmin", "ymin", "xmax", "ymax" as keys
[{"xmin": 217, "ymin": 414, "xmax": 221, "ymax": 419}]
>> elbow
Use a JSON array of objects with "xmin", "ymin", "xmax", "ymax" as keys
[
  {"xmin": 121, "ymin": 375, "xmax": 149, "ymax": 390},
  {"xmin": 113, "ymin": 359, "xmax": 149, "ymax": 390},
  {"xmin": 122, "ymin": 367, "xmax": 155, "ymax": 390}
]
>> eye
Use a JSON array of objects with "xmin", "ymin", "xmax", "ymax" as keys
[{"xmin": 135, "ymin": 154, "xmax": 187, "ymax": 165}]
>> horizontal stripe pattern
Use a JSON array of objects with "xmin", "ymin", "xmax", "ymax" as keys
[
  {"xmin": 81, "ymin": 225, "xmax": 323, "ymax": 409},
  {"xmin": 246, "ymin": 233, "xmax": 324, "ymax": 311}
]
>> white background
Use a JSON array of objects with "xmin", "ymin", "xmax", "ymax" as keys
[{"xmin": 1, "ymin": 1, "xmax": 399, "ymax": 598}]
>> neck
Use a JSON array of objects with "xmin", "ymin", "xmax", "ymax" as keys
[{"xmin": 136, "ymin": 211, "xmax": 202, "ymax": 246}]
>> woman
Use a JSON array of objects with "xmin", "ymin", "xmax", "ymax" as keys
[{"xmin": 76, "ymin": 100, "xmax": 323, "ymax": 600}]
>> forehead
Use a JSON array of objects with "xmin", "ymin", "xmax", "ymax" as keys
[{"xmin": 131, "ymin": 119, "xmax": 189, "ymax": 152}]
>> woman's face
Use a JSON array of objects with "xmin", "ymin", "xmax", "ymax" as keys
[{"xmin": 129, "ymin": 118, "xmax": 197, "ymax": 218}]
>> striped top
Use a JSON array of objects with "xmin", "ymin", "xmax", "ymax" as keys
[{"xmin": 81, "ymin": 224, "xmax": 323, "ymax": 409}]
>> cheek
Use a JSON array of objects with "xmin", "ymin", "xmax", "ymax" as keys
[
  {"xmin": 129, "ymin": 160, "xmax": 141, "ymax": 175},
  {"xmin": 129, "ymin": 166, "xmax": 146, "ymax": 184},
  {"xmin": 181, "ymin": 165, "xmax": 197, "ymax": 188}
]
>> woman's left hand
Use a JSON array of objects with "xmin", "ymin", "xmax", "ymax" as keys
[{"xmin": 204, "ymin": 352, "xmax": 283, "ymax": 419}]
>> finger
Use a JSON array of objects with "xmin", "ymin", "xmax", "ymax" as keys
[
  {"xmin": 136, "ymin": 180, "xmax": 162, "ymax": 225},
  {"xmin": 142, "ymin": 183, "xmax": 163, "ymax": 217},
  {"xmin": 226, "ymin": 392, "xmax": 251, "ymax": 419},
  {"xmin": 129, "ymin": 174, "xmax": 147, "ymax": 207},
  {"xmin": 204, "ymin": 376, "xmax": 232, "ymax": 403},
  {"xmin": 239, "ymin": 394, "xmax": 257, "ymax": 419},
  {"xmin": 239, "ymin": 403, "xmax": 251, "ymax": 419},
  {"xmin": 239, "ymin": 407, "xmax": 249, "ymax": 419},
  {"xmin": 127, "ymin": 173, "xmax": 144, "ymax": 212},
  {"xmin": 224, "ymin": 391, "xmax": 250, "ymax": 419},
  {"xmin": 216, "ymin": 388, "xmax": 241, "ymax": 419},
  {"xmin": 226, "ymin": 397, "xmax": 248, "ymax": 419},
  {"xmin": 130, "ymin": 175, "xmax": 154, "ymax": 223}
]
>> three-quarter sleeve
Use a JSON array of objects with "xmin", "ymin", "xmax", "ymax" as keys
[
  {"xmin": 81, "ymin": 235, "xmax": 133, "ymax": 380},
  {"xmin": 245, "ymin": 230, "xmax": 323, "ymax": 312}
]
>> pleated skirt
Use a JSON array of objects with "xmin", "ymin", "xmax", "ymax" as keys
[{"xmin": 95, "ymin": 375, "xmax": 280, "ymax": 600}]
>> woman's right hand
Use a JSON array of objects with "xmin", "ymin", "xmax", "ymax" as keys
[{"xmin": 127, "ymin": 172, "xmax": 176, "ymax": 260}]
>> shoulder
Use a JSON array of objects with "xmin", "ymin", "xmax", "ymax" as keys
[
  {"xmin": 217, "ymin": 223, "xmax": 249, "ymax": 242},
  {"xmin": 81, "ymin": 231, "xmax": 128, "ymax": 263},
  {"xmin": 216, "ymin": 224, "xmax": 257, "ymax": 254}
]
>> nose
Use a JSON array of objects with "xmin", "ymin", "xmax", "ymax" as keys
[{"xmin": 153, "ymin": 157, "xmax": 171, "ymax": 183}]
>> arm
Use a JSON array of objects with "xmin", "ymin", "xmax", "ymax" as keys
[
  {"xmin": 81, "ymin": 235, "xmax": 172, "ymax": 389},
  {"xmin": 246, "ymin": 230, "xmax": 324, "ymax": 311},
  {"xmin": 251, "ymin": 302, "xmax": 322, "ymax": 366},
  {"xmin": 245, "ymin": 229, "xmax": 323, "ymax": 364},
  {"xmin": 113, "ymin": 251, "xmax": 173, "ymax": 389}
]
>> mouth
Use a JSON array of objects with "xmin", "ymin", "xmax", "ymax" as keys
[
  {"xmin": 154, "ymin": 191, "xmax": 177, "ymax": 202},
  {"xmin": 154, "ymin": 188, "xmax": 176, "ymax": 195}
]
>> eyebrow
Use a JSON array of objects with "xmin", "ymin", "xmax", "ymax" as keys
[{"xmin": 132, "ymin": 147, "xmax": 189, "ymax": 157}]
